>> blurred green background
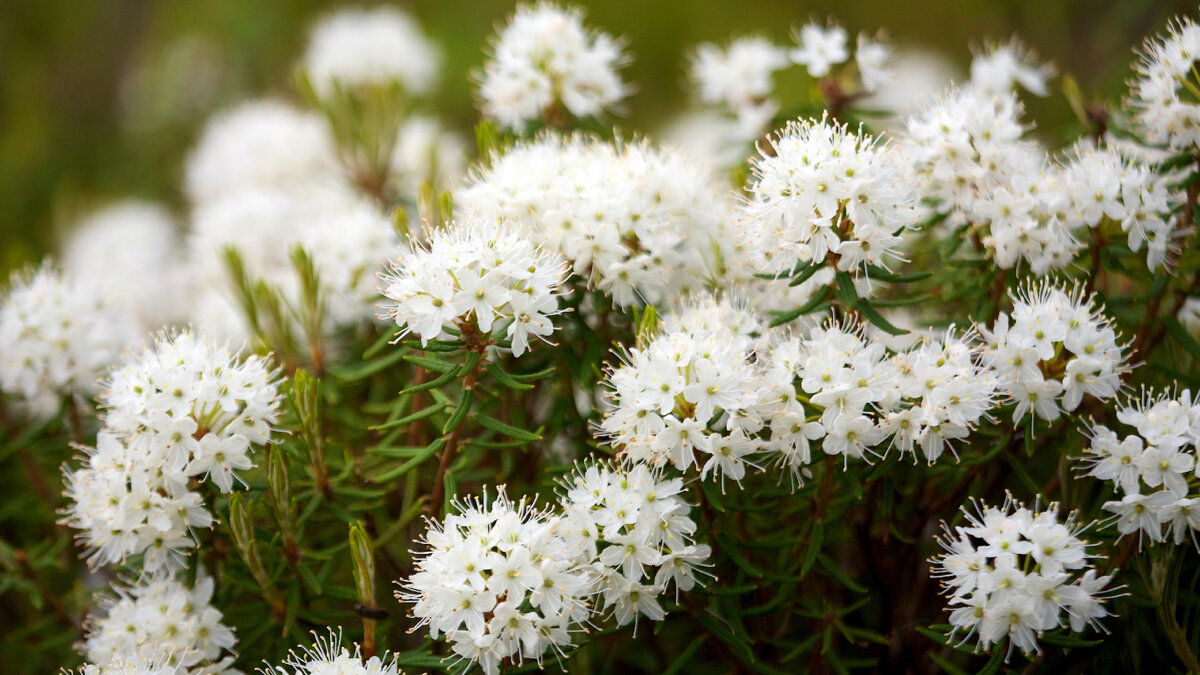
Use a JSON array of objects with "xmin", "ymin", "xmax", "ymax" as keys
[{"xmin": 0, "ymin": 0, "xmax": 1180, "ymax": 274}]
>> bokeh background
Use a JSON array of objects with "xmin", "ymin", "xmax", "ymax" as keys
[{"xmin": 0, "ymin": 0, "xmax": 1179, "ymax": 273}]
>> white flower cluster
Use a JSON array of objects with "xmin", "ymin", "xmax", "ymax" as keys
[
  {"xmin": 0, "ymin": 265, "xmax": 134, "ymax": 406},
  {"xmin": 379, "ymin": 222, "xmax": 568, "ymax": 356},
  {"xmin": 63, "ymin": 331, "xmax": 280, "ymax": 573},
  {"xmin": 978, "ymin": 282, "xmax": 1126, "ymax": 424},
  {"xmin": 736, "ymin": 115, "xmax": 919, "ymax": 278},
  {"xmin": 185, "ymin": 100, "xmax": 339, "ymax": 206},
  {"xmin": 262, "ymin": 629, "xmax": 398, "ymax": 675},
  {"xmin": 456, "ymin": 135, "xmax": 726, "ymax": 308},
  {"xmin": 83, "ymin": 576, "xmax": 238, "ymax": 674},
  {"xmin": 62, "ymin": 200, "xmax": 188, "ymax": 332},
  {"xmin": 1060, "ymin": 145, "xmax": 1179, "ymax": 270},
  {"xmin": 300, "ymin": 6, "xmax": 440, "ymax": 99},
  {"xmin": 601, "ymin": 294, "xmax": 1002, "ymax": 486},
  {"xmin": 932, "ymin": 497, "xmax": 1114, "ymax": 658},
  {"xmin": 766, "ymin": 322, "xmax": 1001, "ymax": 475},
  {"xmin": 790, "ymin": 22, "xmax": 891, "ymax": 87},
  {"xmin": 1131, "ymin": 15, "xmax": 1200, "ymax": 150},
  {"xmin": 1082, "ymin": 389, "xmax": 1200, "ymax": 547},
  {"xmin": 599, "ymin": 297, "xmax": 774, "ymax": 485},
  {"xmin": 399, "ymin": 465, "xmax": 709, "ymax": 675},
  {"xmin": 74, "ymin": 661, "xmax": 179, "ymax": 675},
  {"xmin": 969, "ymin": 39, "xmax": 1055, "ymax": 97},
  {"xmin": 689, "ymin": 37, "xmax": 788, "ymax": 141},
  {"xmin": 899, "ymin": 86, "xmax": 1078, "ymax": 273},
  {"xmin": 478, "ymin": 4, "xmax": 627, "ymax": 131},
  {"xmin": 398, "ymin": 489, "xmax": 591, "ymax": 675},
  {"xmin": 558, "ymin": 463, "xmax": 711, "ymax": 626},
  {"xmin": 688, "ymin": 24, "xmax": 890, "ymax": 141}
]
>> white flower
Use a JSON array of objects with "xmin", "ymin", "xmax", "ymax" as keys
[
  {"xmin": 478, "ymin": 4, "xmax": 627, "ymax": 131},
  {"xmin": 558, "ymin": 461, "xmax": 710, "ymax": 621},
  {"xmin": 300, "ymin": 6, "xmax": 440, "ymax": 98},
  {"xmin": 969, "ymin": 38, "xmax": 1055, "ymax": 97},
  {"xmin": 397, "ymin": 487, "xmax": 592, "ymax": 675},
  {"xmin": 978, "ymin": 281, "xmax": 1126, "ymax": 423},
  {"xmin": 789, "ymin": 22, "xmax": 849, "ymax": 77},
  {"xmin": 380, "ymin": 221, "xmax": 567, "ymax": 356},
  {"xmin": 456, "ymin": 135, "xmax": 727, "ymax": 309},
  {"xmin": 899, "ymin": 86, "xmax": 1079, "ymax": 273},
  {"xmin": 388, "ymin": 115, "xmax": 468, "ymax": 199},
  {"xmin": 1083, "ymin": 388, "xmax": 1200, "ymax": 549},
  {"xmin": 599, "ymin": 295, "xmax": 772, "ymax": 480},
  {"xmin": 689, "ymin": 36, "xmax": 788, "ymax": 139},
  {"xmin": 83, "ymin": 575, "xmax": 237, "ymax": 674},
  {"xmin": 1130, "ymin": 14, "xmax": 1200, "ymax": 150},
  {"xmin": 855, "ymin": 33, "xmax": 893, "ymax": 91},
  {"xmin": 932, "ymin": 496, "xmax": 1112, "ymax": 657},
  {"xmin": 0, "ymin": 264, "xmax": 136, "ymax": 406},
  {"xmin": 263, "ymin": 628, "xmax": 399, "ymax": 674},
  {"xmin": 63, "ymin": 331, "xmax": 280, "ymax": 573},
  {"xmin": 736, "ymin": 114, "xmax": 919, "ymax": 279},
  {"xmin": 184, "ymin": 100, "xmax": 337, "ymax": 205},
  {"xmin": 61, "ymin": 201, "xmax": 187, "ymax": 331},
  {"xmin": 1060, "ymin": 144, "xmax": 1179, "ymax": 271},
  {"xmin": 1103, "ymin": 491, "xmax": 1175, "ymax": 546}
]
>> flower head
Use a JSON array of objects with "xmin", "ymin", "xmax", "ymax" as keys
[
  {"xmin": 0, "ymin": 264, "xmax": 135, "ymax": 406},
  {"xmin": 478, "ymin": 4, "xmax": 627, "ymax": 131},
  {"xmin": 63, "ymin": 331, "xmax": 281, "ymax": 572},
  {"xmin": 83, "ymin": 575, "xmax": 238, "ymax": 674},
  {"xmin": 301, "ymin": 6, "xmax": 440, "ymax": 98},
  {"xmin": 932, "ymin": 496, "xmax": 1115, "ymax": 658},
  {"xmin": 380, "ymin": 222, "xmax": 568, "ymax": 356}
]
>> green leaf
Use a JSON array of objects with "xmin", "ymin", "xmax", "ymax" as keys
[
  {"xmin": 700, "ymin": 479, "xmax": 727, "ymax": 513},
  {"xmin": 787, "ymin": 262, "xmax": 824, "ymax": 287},
  {"xmin": 369, "ymin": 438, "xmax": 444, "ymax": 483},
  {"xmin": 927, "ymin": 651, "xmax": 970, "ymax": 675},
  {"xmin": 399, "ymin": 366, "xmax": 460, "ymax": 396},
  {"xmin": 392, "ymin": 651, "xmax": 447, "ymax": 668},
  {"xmin": 331, "ymin": 347, "xmax": 406, "ymax": 381},
  {"xmin": 768, "ymin": 291, "xmax": 831, "ymax": 328},
  {"xmin": 509, "ymin": 365, "xmax": 556, "ymax": 383},
  {"xmin": 442, "ymin": 389, "xmax": 474, "ymax": 435},
  {"xmin": 474, "ymin": 413, "xmax": 542, "ymax": 442},
  {"xmin": 369, "ymin": 400, "xmax": 447, "ymax": 430},
  {"xmin": 486, "ymin": 363, "xmax": 534, "ymax": 390},
  {"xmin": 403, "ymin": 353, "xmax": 459, "ymax": 374},
  {"xmin": 1039, "ymin": 631, "xmax": 1104, "ymax": 648},
  {"xmin": 662, "ymin": 635, "xmax": 708, "ymax": 675},
  {"xmin": 716, "ymin": 533, "xmax": 765, "ymax": 578},
  {"xmin": 835, "ymin": 272, "xmax": 858, "ymax": 308},
  {"xmin": 801, "ymin": 522, "xmax": 824, "ymax": 577},
  {"xmin": 856, "ymin": 300, "xmax": 908, "ymax": 335}
]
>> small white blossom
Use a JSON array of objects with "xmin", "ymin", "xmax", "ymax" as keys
[
  {"xmin": 63, "ymin": 331, "xmax": 281, "ymax": 572},
  {"xmin": 978, "ymin": 281, "xmax": 1126, "ymax": 423},
  {"xmin": 83, "ymin": 575, "xmax": 238, "ymax": 674},
  {"xmin": 478, "ymin": 4, "xmax": 627, "ymax": 131},
  {"xmin": 262, "ymin": 629, "xmax": 399, "ymax": 674},
  {"xmin": 301, "ymin": 6, "xmax": 440, "ymax": 98},
  {"xmin": 380, "ymin": 221, "xmax": 568, "ymax": 356},
  {"xmin": 932, "ymin": 496, "xmax": 1115, "ymax": 659},
  {"xmin": 789, "ymin": 22, "xmax": 849, "ymax": 78},
  {"xmin": 0, "ymin": 264, "xmax": 135, "ymax": 407}
]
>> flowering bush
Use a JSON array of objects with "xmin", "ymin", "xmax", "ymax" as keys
[{"xmin": 5, "ymin": 3, "xmax": 1200, "ymax": 674}]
